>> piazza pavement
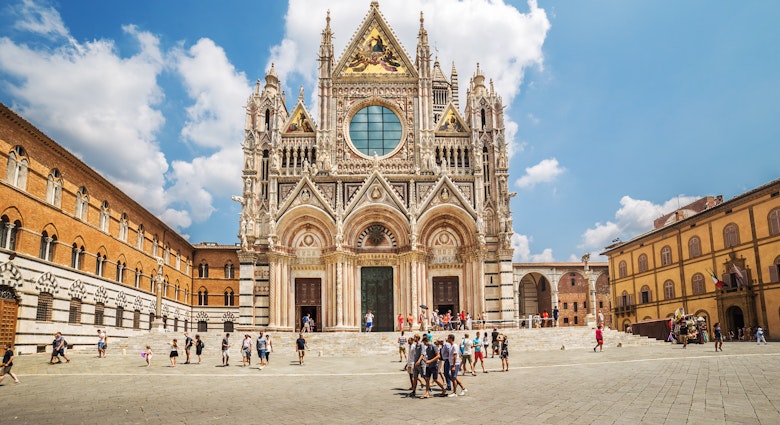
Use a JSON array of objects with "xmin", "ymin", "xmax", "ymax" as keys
[{"xmin": 1, "ymin": 334, "xmax": 779, "ymax": 424}]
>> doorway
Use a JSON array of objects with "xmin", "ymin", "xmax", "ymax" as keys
[
  {"xmin": 295, "ymin": 278, "xmax": 322, "ymax": 332},
  {"xmin": 726, "ymin": 305, "xmax": 745, "ymax": 336},
  {"xmin": 361, "ymin": 267, "xmax": 393, "ymax": 332},
  {"xmin": 433, "ymin": 276, "xmax": 459, "ymax": 317},
  {"xmin": 0, "ymin": 285, "xmax": 19, "ymax": 347}
]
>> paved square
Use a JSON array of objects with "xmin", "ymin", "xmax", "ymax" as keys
[{"xmin": 2, "ymin": 341, "xmax": 780, "ymax": 424}]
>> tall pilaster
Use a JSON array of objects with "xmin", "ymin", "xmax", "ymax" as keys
[{"xmin": 237, "ymin": 251, "xmax": 257, "ymax": 326}]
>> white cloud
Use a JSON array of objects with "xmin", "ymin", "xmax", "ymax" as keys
[
  {"xmin": 579, "ymin": 195, "xmax": 701, "ymax": 252},
  {"xmin": 511, "ymin": 233, "xmax": 555, "ymax": 263},
  {"xmin": 515, "ymin": 158, "xmax": 565, "ymax": 189},
  {"xmin": 270, "ymin": 0, "xmax": 550, "ymax": 155},
  {"xmin": 0, "ymin": 1, "xmax": 248, "ymax": 232}
]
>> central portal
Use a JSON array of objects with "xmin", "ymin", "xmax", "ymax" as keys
[{"xmin": 361, "ymin": 267, "xmax": 393, "ymax": 332}]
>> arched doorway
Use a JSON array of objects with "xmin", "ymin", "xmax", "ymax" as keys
[
  {"xmin": 518, "ymin": 273, "xmax": 549, "ymax": 318},
  {"xmin": 725, "ymin": 306, "xmax": 744, "ymax": 336},
  {"xmin": 0, "ymin": 285, "xmax": 19, "ymax": 346}
]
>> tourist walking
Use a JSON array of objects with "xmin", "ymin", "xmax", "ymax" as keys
[
  {"xmin": 398, "ymin": 314, "xmax": 404, "ymax": 332},
  {"xmin": 441, "ymin": 335, "xmax": 453, "ymax": 391},
  {"xmin": 756, "ymin": 327, "xmax": 768, "ymax": 345},
  {"xmin": 500, "ymin": 335, "xmax": 509, "ymax": 371},
  {"xmin": 49, "ymin": 332, "xmax": 70, "ymax": 364},
  {"xmin": 301, "ymin": 314, "xmax": 311, "ymax": 333},
  {"xmin": 448, "ymin": 342, "xmax": 467, "ymax": 397},
  {"xmin": 460, "ymin": 334, "xmax": 474, "ymax": 375},
  {"xmin": 256, "ymin": 332, "xmax": 268, "ymax": 367},
  {"xmin": 0, "ymin": 343, "xmax": 20, "ymax": 384},
  {"xmin": 365, "ymin": 310, "xmax": 374, "ymax": 332},
  {"xmin": 482, "ymin": 331, "xmax": 490, "ymax": 355},
  {"xmin": 222, "ymin": 333, "xmax": 231, "ymax": 366},
  {"xmin": 241, "ymin": 334, "xmax": 252, "ymax": 366},
  {"xmin": 398, "ymin": 331, "xmax": 408, "ymax": 363},
  {"xmin": 473, "ymin": 333, "xmax": 487, "ymax": 373},
  {"xmin": 296, "ymin": 333, "xmax": 308, "ymax": 365},
  {"xmin": 264, "ymin": 333, "xmax": 274, "ymax": 364},
  {"xmin": 713, "ymin": 322, "xmax": 723, "ymax": 351},
  {"xmin": 406, "ymin": 334, "xmax": 422, "ymax": 396},
  {"xmin": 407, "ymin": 313, "xmax": 414, "ymax": 331},
  {"xmin": 97, "ymin": 329, "xmax": 107, "ymax": 358},
  {"xmin": 194, "ymin": 334, "xmax": 204, "ymax": 364},
  {"xmin": 491, "ymin": 328, "xmax": 500, "ymax": 357},
  {"xmin": 184, "ymin": 332, "xmax": 193, "ymax": 364},
  {"xmin": 594, "ymin": 325, "xmax": 604, "ymax": 352},
  {"xmin": 169, "ymin": 339, "xmax": 179, "ymax": 367},
  {"xmin": 417, "ymin": 336, "xmax": 446, "ymax": 398},
  {"xmin": 553, "ymin": 306, "xmax": 559, "ymax": 327}
]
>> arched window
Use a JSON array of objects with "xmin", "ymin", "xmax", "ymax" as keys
[
  {"xmin": 618, "ymin": 261, "xmax": 627, "ymax": 278},
  {"xmin": 480, "ymin": 109, "xmax": 486, "ymax": 129},
  {"xmin": 152, "ymin": 235, "xmax": 159, "ymax": 257},
  {"xmin": 68, "ymin": 297, "xmax": 82, "ymax": 324},
  {"xmin": 224, "ymin": 288, "xmax": 235, "ymax": 306},
  {"xmin": 198, "ymin": 288, "xmax": 208, "ymax": 306},
  {"xmin": 0, "ymin": 215, "xmax": 19, "ymax": 250},
  {"xmin": 663, "ymin": 280, "xmax": 675, "ymax": 299},
  {"xmin": 482, "ymin": 146, "xmax": 491, "ymax": 201},
  {"xmin": 46, "ymin": 168, "xmax": 63, "ymax": 207},
  {"xmin": 134, "ymin": 267, "xmax": 142, "ymax": 288},
  {"xmin": 136, "ymin": 224, "xmax": 145, "ymax": 250},
  {"xmin": 118, "ymin": 213, "xmax": 128, "ymax": 242},
  {"xmin": 660, "ymin": 246, "xmax": 672, "ymax": 266},
  {"xmin": 75, "ymin": 187, "xmax": 89, "ymax": 220},
  {"xmin": 95, "ymin": 253, "xmax": 106, "ymax": 277},
  {"xmin": 769, "ymin": 208, "xmax": 780, "ymax": 236},
  {"xmin": 224, "ymin": 262, "xmax": 235, "ymax": 279},
  {"xmin": 640, "ymin": 285, "xmax": 652, "ymax": 303},
  {"xmin": 199, "ymin": 261, "xmax": 209, "ymax": 278},
  {"xmin": 39, "ymin": 231, "xmax": 56, "ymax": 261},
  {"xmin": 638, "ymin": 254, "xmax": 648, "ymax": 273},
  {"xmin": 688, "ymin": 236, "xmax": 701, "ymax": 258},
  {"xmin": 692, "ymin": 273, "xmax": 706, "ymax": 295},
  {"xmin": 265, "ymin": 109, "xmax": 270, "ymax": 131},
  {"xmin": 70, "ymin": 243, "xmax": 84, "ymax": 269},
  {"xmin": 620, "ymin": 290, "xmax": 630, "ymax": 306},
  {"xmin": 724, "ymin": 223, "xmax": 740, "ymax": 248},
  {"xmin": 176, "ymin": 250, "xmax": 181, "ymax": 270},
  {"xmin": 115, "ymin": 260, "xmax": 126, "ymax": 283},
  {"xmin": 6, "ymin": 146, "xmax": 28, "ymax": 189},
  {"xmin": 164, "ymin": 243, "xmax": 170, "ymax": 264},
  {"xmin": 99, "ymin": 201, "xmax": 110, "ymax": 232}
]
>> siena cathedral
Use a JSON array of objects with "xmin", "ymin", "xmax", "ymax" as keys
[{"xmin": 235, "ymin": 2, "xmax": 515, "ymax": 332}]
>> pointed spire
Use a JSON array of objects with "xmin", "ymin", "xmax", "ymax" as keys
[{"xmin": 472, "ymin": 63, "xmax": 487, "ymax": 96}]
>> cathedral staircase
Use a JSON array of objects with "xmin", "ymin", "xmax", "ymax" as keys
[{"xmin": 110, "ymin": 326, "xmax": 664, "ymax": 358}]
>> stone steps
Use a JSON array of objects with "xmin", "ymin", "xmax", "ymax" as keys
[{"xmin": 109, "ymin": 326, "xmax": 664, "ymax": 357}]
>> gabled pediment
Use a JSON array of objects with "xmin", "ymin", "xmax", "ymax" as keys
[
  {"xmin": 344, "ymin": 170, "xmax": 409, "ymax": 217},
  {"xmin": 283, "ymin": 102, "xmax": 316, "ymax": 135},
  {"xmin": 416, "ymin": 175, "xmax": 477, "ymax": 218},
  {"xmin": 333, "ymin": 5, "xmax": 417, "ymax": 78},
  {"xmin": 435, "ymin": 103, "xmax": 469, "ymax": 134},
  {"xmin": 276, "ymin": 176, "xmax": 336, "ymax": 219}
]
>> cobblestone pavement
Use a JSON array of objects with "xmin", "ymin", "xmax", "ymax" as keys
[{"xmin": 2, "ymin": 340, "xmax": 780, "ymax": 424}]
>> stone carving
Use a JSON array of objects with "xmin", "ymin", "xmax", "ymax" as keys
[
  {"xmin": 34, "ymin": 272, "xmax": 58, "ymax": 294},
  {"xmin": 0, "ymin": 261, "xmax": 23, "ymax": 288},
  {"xmin": 68, "ymin": 279, "xmax": 87, "ymax": 300}
]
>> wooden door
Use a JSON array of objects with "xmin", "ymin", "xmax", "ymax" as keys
[
  {"xmin": 0, "ymin": 285, "xmax": 19, "ymax": 347},
  {"xmin": 361, "ymin": 267, "xmax": 394, "ymax": 332}
]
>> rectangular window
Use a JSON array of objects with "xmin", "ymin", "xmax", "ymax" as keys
[
  {"xmin": 563, "ymin": 318, "xmax": 569, "ymax": 324},
  {"xmin": 68, "ymin": 298, "xmax": 82, "ymax": 324},
  {"xmin": 563, "ymin": 302, "xmax": 568, "ymax": 310},
  {"xmin": 574, "ymin": 316, "xmax": 579, "ymax": 325},
  {"xmin": 198, "ymin": 320, "xmax": 208, "ymax": 332},
  {"xmin": 573, "ymin": 302, "xmax": 578, "ymax": 312},
  {"xmin": 599, "ymin": 301, "xmax": 604, "ymax": 309},
  {"xmin": 133, "ymin": 310, "xmax": 141, "ymax": 329},
  {"xmin": 115, "ymin": 307, "xmax": 124, "ymax": 328},
  {"xmin": 94, "ymin": 303, "xmax": 105, "ymax": 326},
  {"xmin": 36, "ymin": 292, "xmax": 53, "ymax": 321}
]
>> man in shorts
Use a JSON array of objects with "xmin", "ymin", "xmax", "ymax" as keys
[
  {"xmin": 221, "ymin": 333, "xmax": 231, "ymax": 366},
  {"xmin": 460, "ymin": 333, "xmax": 473, "ymax": 375},
  {"xmin": 406, "ymin": 334, "xmax": 421, "ymax": 397},
  {"xmin": 417, "ymin": 336, "xmax": 445, "ymax": 398},
  {"xmin": 256, "ymin": 332, "xmax": 268, "ymax": 367},
  {"xmin": 0, "ymin": 343, "xmax": 20, "ymax": 384},
  {"xmin": 97, "ymin": 329, "xmax": 107, "ymax": 358},
  {"xmin": 398, "ymin": 331, "xmax": 407, "ymax": 363},
  {"xmin": 491, "ymin": 328, "xmax": 500, "ymax": 357},
  {"xmin": 295, "ymin": 333, "xmax": 308, "ymax": 365},
  {"xmin": 50, "ymin": 332, "xmax": 70, "ymax": 364}
]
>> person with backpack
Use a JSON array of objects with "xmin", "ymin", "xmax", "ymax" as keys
[
  {"xmin": 302, "ymin": 314, "xmax": 311, "ymax": 333},
  {"xmin": 184, "ymin": 332, "xmax": 193, "ymax": 364},
  {"xmin": 49, "ymin": 332, "xmax": 70, "ymax": 364},
  {"xmin": 194, "ymin": 334, "xmax": 204, "ymax": 364}
]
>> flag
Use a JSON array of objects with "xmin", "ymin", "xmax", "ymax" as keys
[
  {"xmin": 708, "ymin": 269, "xmax": 725, "ymax": 289},
  {"xmin": 731, "ymin": 264, "xmax": 745, "ymax": 287}
]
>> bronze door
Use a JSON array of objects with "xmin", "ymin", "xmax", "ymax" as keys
[
  {"xmin": 361, "ymin": 267, "xmax": 393, "ymax": 332},
  {"xmin": 295, "ymin": 278, "xmax": 322, "ymax": 331},
  {"xmin": 0, "ymin": 285, "xmax": 18, "ymax": 347},
  {"xmin": 433, "ymin": 276, "xmax": 459, "ymax": 316}
]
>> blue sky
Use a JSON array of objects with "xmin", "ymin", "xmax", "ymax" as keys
[{"xmin": 0, "ymin": 0, "xmax": 778, "ymax": 262}]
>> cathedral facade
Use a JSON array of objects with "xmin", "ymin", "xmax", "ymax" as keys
[{"xmin": 236, "ymin": 3, "xmax": 515, "ymax": 331}]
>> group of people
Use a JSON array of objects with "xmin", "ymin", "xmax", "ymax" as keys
[
  {"xmin": 397, "ymin": 328, "xmax": 510, "ymax": 398},
  {"xmin": 394, "ymin": 310, "xmax": 489, "ymax": 333},
  {"xmin": 727, "ymin": 326, "xmax": 768, "ymax": 344}
]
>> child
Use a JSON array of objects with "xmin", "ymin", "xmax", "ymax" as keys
[
  {"xmin": 169, "ymin": 339, "xmax": 179, "ymax": 367},
  {"xmin": 594, "ymin": 325, "xmax": 604, "ymax": 352},
  {"xmin": 144, "ymin": 345, "xmax": 153, "ymax": 367}
]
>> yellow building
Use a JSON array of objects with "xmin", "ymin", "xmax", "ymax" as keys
[{"xmin": 603, "ymin": 180, "xmax": 780, "ymax": 338}]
